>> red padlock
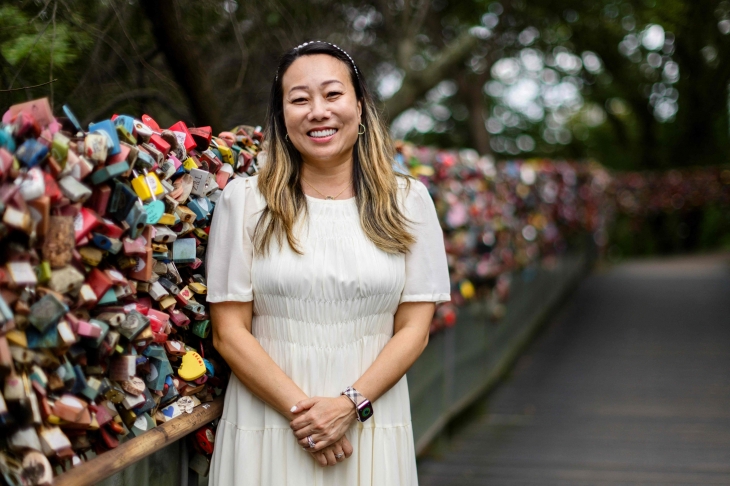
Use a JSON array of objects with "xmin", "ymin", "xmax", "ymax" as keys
[{"xmin": 193, "ymin": 426, "xmax": 215, "ymax": 455}]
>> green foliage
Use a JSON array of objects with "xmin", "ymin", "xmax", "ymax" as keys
[{"xmin": 0, "ymin": 5, "xmax": 91, "ymax": 71}]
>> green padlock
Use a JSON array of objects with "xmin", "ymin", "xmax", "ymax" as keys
[{"xmin": 191, "ymin": 319, "xmax": 210, "ymax": 339}]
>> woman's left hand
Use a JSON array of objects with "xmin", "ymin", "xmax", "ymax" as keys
[{"xmin": 290, "ymin": 396, "xmax": 357, "ymax": 451}]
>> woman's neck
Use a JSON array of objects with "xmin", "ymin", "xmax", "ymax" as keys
[{"xmin": 300, "ymin": 157, "xmax": 354, "ymax": 199}]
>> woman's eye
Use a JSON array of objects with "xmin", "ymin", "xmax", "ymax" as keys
[
  {"xmin": 327, "ymin": 91, "xmax": 343, "ymax": 98},
  {"xmin": 291, "ymin": 97, "xmax": 307, "ymax": 104}
]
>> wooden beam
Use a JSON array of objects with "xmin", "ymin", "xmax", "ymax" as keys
[{"xmin": 53, "ymin": 397, "xmax": 224, "ymax": 486}]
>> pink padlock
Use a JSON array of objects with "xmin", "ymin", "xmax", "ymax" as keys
[
  {"xmin": 147, "ymin": 308, "xmax": 170, "ymax": 326},
  {"xmin": 76, "ymin": 320, "xmax": 102, "ymax": 338}
]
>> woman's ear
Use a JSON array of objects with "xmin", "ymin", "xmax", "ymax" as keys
[{"xmin": 357, "ymin": 100, "xmax": 362, "ymax": 121}]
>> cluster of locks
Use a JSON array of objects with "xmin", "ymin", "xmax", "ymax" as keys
[
  {"xmin": 5, "ymin": 93, "xmax": 724, "ymax": 483},
  {"xmin": 0, "ymin": 97, "xmax": 262, "ymax": 484},
  {"xmin": 612, "ymin": 167, "xmax": 730, "ymax": 215},
  {"xmin": 395, "ymin": 142, "xmax": 613, "ymax": 332}
]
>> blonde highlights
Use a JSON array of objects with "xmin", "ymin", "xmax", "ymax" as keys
[{"xmin": 254, "ymin": 43, "xmax": 414, "ymax": 256}]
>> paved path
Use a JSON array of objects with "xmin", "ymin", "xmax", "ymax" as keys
[{"xmin": 417, "ymin": 254, "xmax": 730, "ymax": 485}]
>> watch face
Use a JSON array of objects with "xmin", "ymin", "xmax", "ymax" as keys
[{"xmin": 357, "ymin": 401, "xmax": 373, "ymax": 421}]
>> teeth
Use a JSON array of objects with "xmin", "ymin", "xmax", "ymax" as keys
[{"xmin": 309, "ymin": 129, "xmax": 337, "ymax": 138}]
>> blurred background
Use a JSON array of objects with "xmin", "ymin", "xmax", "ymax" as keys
[
  {"xmin": 2, "ymin": 0, "xmax": 730, "ymax": 257},
  {"xmin": 2, "ymin": 2, "xmax": 730, "ymax": 484}
]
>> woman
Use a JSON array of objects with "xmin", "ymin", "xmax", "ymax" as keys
[{"xmin": 206, "ymin": 41, "xmax": 450, "ymax": 485}]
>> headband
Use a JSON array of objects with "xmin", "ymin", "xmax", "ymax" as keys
[{"xmin": 277, "ymin": 41, "xmax": 359, "ymax": 80}]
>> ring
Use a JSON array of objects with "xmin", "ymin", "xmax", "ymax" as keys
[
  {"xmin": 307, "ymin": 436, "xmax": 315, "ymax": 449},
  {"xmin": 335, "ymin": 453, "xmax": 344, "ymax": 459}
]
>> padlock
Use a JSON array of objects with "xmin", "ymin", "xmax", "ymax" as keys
[
  {"xmin": 28, "ymin": 293, "xmax": 67, "ymax": 332},
  {"xmin": 48, "ymin": 266, "xmax": 84, "ymax": 295},
  {"xmin": 191, "ymin": 320, "xmax": 210, "ymax": 339},
  {"xmin": 101, "ymin": 379, "xmax": 125, "ymax": 405},
  {"xmin": 3, "ymin": 206, "xmax": 32, "ymax": 234},
  {"xmin": 90, "ymin": 161, "xmax": 130, "ymax": 185},
  {"xmin": 187, "ymin": 197, "xmax": 211, "ymax": 221},
  {"xmin": 140, "ymin": 143, "xmax": 164, "ymax": 166},
  {"xmin": 89, "ymin": 119, "xmax": 121, "ymax": 156},
  {"xmin": 42, "ymin": 216, "xmax": 75, "ymax": 268},
  {"xmin": 15, "ymin": 139, "xmax": 48, "ymax": 167},
  {"xmin": 58, "ymin": 176, "xmax": 92, "ymax": 203},
  {"xmin": 15, "ymin": 167, "xmax": 45, "ymax": 201},
  {"xmin": 125, "ymin": 200, "xmax": 148, "ymax": 240},
  {"xmin": 83, "ymin": 132, "xmax": 109, "ymax": 162},
  {"xmin": 122, "ymin": 390, "xmax": 145, "ymax": 410},
  {"xmin": 113, "ymin": 115, "xmax": 136, "ymax": 141},
  {"xmin": 39, "ymin": 426, "xmax": 73, "ymax": 457},
  {"xmin": 193, "ymin": 425, "xmax": 215, "ymax": 454},
  {"xmin": 56, "ymin": 320, "xmax": 77, "ymax": 346},
  {"xmin": 131, "ymin": 170, "xmax": 164, "ymax": 202},
  {"xmin": 7, "ymin": 261, "xmax": 38, "ymax": 287},
  {"xmin": 118, "ymin": 310, "xmax": 150, "ymax": 341},
  {"xmin": 172, "ymin": 238, "xmax": 197, "ymax": 264}
]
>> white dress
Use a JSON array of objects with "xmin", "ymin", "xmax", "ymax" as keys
[{"xmin": 205, "ymin": 175, "xmax": 450, "ymax": 486}]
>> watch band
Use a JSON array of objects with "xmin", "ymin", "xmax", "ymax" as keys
[
  {"xmin": 341, "ymin": 386, "xmax": 365, "ymax": 406},
  {"xmin": 342, "ymin": 386, "xmax": 374, "ymax": 422}
]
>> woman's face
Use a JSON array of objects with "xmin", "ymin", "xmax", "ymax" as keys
[{"xmin": 281, "ymin": 54, "xmax": 362, "ymax": 166}]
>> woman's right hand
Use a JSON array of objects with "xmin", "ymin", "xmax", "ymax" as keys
[{"xmin": 309, "ymin": 435, "xmax": 354, "ymax": 467}]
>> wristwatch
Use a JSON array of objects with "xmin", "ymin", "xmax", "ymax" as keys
[{"xmin": 341, "ymin": 386, "xmax": 374, "ymax": 422}]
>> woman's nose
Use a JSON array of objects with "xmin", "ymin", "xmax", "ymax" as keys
[{"xmin": 308, "ymin": 97, "xmax": 330, "ymax": 120}]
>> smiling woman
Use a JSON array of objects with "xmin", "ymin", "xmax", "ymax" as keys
[{"xmin": 205, "ymin": 41, "xmax": 451, "ymax": 486}]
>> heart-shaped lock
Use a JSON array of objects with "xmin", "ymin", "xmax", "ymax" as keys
[
  {"xmin": 178, "ymin": 351, "xmax": 206, "ymax": 381},
  {"xmin": 144, "ymin": 200, "xmax": 165, "ymax": 224}
]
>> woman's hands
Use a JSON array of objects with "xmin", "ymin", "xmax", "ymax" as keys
[
  {"xmin": 290, "ymin": 395, "xmax": 357, "ymax": 453},
  {"xmin": 309, "ymin": 436, "xmax": 354, "ymax": 466}
]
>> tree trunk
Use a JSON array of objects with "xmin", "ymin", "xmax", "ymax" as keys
[
  {"xmin": 457, "ymin": 71, "xmax": 491, "ymax": 155},
  {"xmin": 141, "ymin": 0, "xmax": 223, "ymax": 130}
]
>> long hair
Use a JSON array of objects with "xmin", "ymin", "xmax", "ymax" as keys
[{"xmin": 254, "ymin": 41, "xmax": 414, "ymax": 256}]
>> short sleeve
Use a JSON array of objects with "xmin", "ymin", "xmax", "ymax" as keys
[
  {"xmin": 400, "ymin": 179, "xmax": 451, "ymax": 304},
  {"xmin": 206, "ymin": 177, "xmax": 256, "ymax": 303}
]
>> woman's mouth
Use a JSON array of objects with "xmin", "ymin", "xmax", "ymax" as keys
[{"xmin": 307, "ymin": 128, "xmax": 338, "ymax": 139}]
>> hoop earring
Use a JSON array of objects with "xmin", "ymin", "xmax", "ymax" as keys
[{"xmin": 358, "ymin": 123, "xmax": 366, "ymax": 135}]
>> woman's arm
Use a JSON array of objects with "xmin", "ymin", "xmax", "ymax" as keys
[
  {"xmin": 289, "ymin": 301, "xmax": 436, "ymax": 450},
  {"xmin": 210, "ymin": 301, "xmax": 309, "ymax": 420}
]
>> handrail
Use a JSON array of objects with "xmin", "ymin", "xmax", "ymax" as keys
[{"xmin": 53, "ymin": 397, "xmax": 224, "ymax": 486}]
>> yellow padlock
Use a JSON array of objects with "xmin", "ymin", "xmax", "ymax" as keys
[
  {"xmin": 178, "ymin": 351, "xmax": 206, "ymax": 381},
  {"xmin": 216, "ymin": 144, "xmax": 234, "ymax": 166},
  {"xmin": 188, "ymin": 282, "xmax": 207, "ymax": 294},
  {"xmin": 182, "ymin": 157, "xmax": 199, "ymax": 171},
  {"xmin": 193, "ymin": 228, "xmax": 208, "ymax": 241},
  {"xmin": 131, "ymin": 172, "xmax": 164, "ymax": 201},
  {"xmin": 157, "ymin": 213, "xmax": 177, "ymax": 226}
]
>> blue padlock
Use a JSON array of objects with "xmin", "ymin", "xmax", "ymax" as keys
[
  {"xmin": 91, "ymin": 233, "xmax": 122, "ymax": 255},
  {"xmin": 109, "ymin": 181, "xmax": 137, "ymax": 221},
  {"xmin": 0, "ymin": 126, "xmax": 15, "ymax": 152},
  {"xmin": 113, "ymin": 115, "xmax": 135, "ymax": 137},
  {"xmin": 187, "ymin": 197, "xmax": 211, "ymax": 221},
  {"xmin": 70, "ymin": 364, "xmax": 89, "ymax": 395},
  {"xmin": 15, "ymin": 139, "xmax": 48, "ymax": 167},
  {"xmin": 98, "ymin": 288, "xmax": 118, "ymax": 306},
  {"xmin": 89, "ymin": 119, "xmax": 121, "ymax": 156},
  {"xmin": 125, "ymin": 200, "xmax": 148, "ymax": 239},
  {"xmin": 26, "ymin": 324, "xmax": 60, "ymax": 349},
  {"xmin": 204, "ymin": 358, "xmax": 214, "ymax": 377},
  {"xmin": 90, "ymin": 160, "xmax": 129, "ymax": 185},
  {"xmin": 135, "ymin": 151, "xmax": 155, "ymax": 171}
]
